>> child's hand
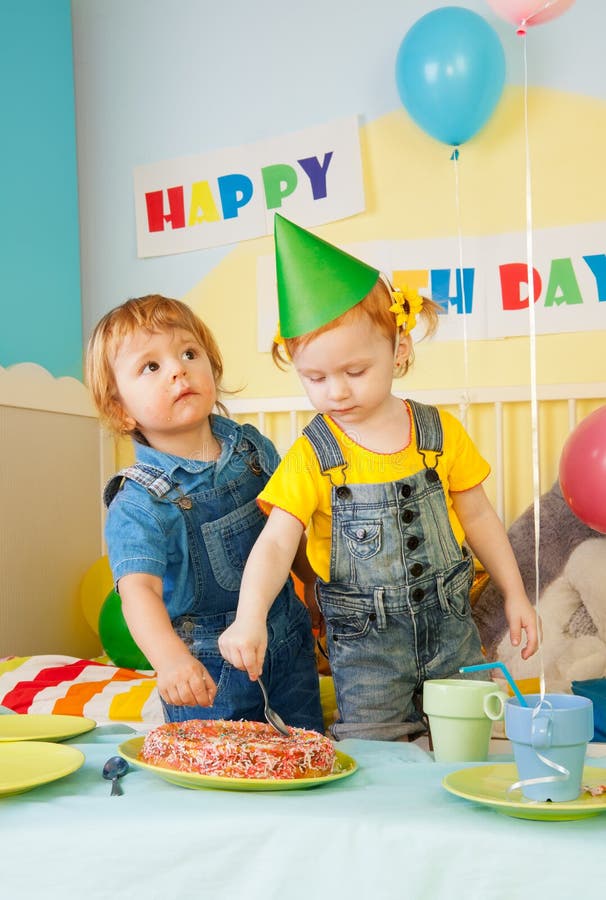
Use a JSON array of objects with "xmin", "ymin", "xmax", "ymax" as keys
[
  {"xmin": 218, "ymin": 617, "xmax": 268, "ymax": 681},
  {"xmin": 504, "ymin": 593, "xmax": 539, "ymax": 660},
  {"xmin": 155, "ymin": 651, "xmax": 217, "ymax": 708}
]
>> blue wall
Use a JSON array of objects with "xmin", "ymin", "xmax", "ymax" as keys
[{"xmin": 0, "ymin": 0, "xmax": 82, "ymax": 378}]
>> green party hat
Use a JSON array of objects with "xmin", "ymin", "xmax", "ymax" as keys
[{"xmin": 274, "ymin": 214, "xmax": 380, "ymax": 338}]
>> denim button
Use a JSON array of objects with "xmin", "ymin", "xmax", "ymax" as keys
[
  {"xmin": 412, "ymin": 588, "xmax": 425, "ymax": 601},
  {"xmin": 355, "ymin": 528, "xmax": 367, "ymax": 539},
  {"xmin": 425, "ymin": 469, "xmax": 440, "ymax": 484},
  {"xmin": 336, "ymin": 486, "xmax": 352, "ymax": 500},
  {"xmin": 410, "ymin": 563, "xmax": 424, "ymax": 577},
  {"xmin": 401, "ymin": 509, "xmax": 414, "ymax": 524},
  {"xmin": 183, "ymin": 620, "xmax": 194, "ymax": 632},
  {"xmin": 407, "ymin": 535, "xmax": 419, "ymax": 550},
  {"xmin": 400, "ymin": 483, "xmax": 412, "ymax": 498},
  {"xmin": 369, "ymin": 612, "xmax": 377, "ymax": 621}
]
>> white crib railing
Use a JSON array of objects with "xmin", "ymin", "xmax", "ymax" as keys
[
  {"xmin": 2, "ymin": 364, "xmax": 605, "ymax": 656},
  {"xmin": 227, "ymin": 383, "xmax": 606, "ymax": 527}
]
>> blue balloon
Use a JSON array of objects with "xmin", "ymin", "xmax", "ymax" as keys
[{"xmin": 395, "ymin": 6, "xmax": 506, "ymax": 147}]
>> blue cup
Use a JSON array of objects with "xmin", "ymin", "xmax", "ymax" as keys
[{"xmin": 505, "ymin": 694, "xmax": 594, "ymax": 801}]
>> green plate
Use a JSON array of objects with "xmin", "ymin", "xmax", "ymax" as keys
[
  {"xmin": 0, "ymin": 714, "xmax": 96, "ymax": 743},
  {"xmin": 119, "ymin": 735, "xmax": 357, "ymax": 791},
  {"xmin": 0, "ymin": 741, "xmax": 85, "ymax": 796},
  {"xmin": 443, "ymin": 764, "xmax": 606, "ymax": 820}
]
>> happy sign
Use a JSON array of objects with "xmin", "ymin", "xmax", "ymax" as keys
[{"xmin": 134, "ymin": 117, "xmax": 364, "ymax": 258}]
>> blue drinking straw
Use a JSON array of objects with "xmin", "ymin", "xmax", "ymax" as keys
[{"xmin": 459, "ymin": 662, "xmax": 529, "ymax": 707}]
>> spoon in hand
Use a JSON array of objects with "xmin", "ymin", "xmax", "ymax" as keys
[
  {"xmin": 102, "ymin": 755, "xmax": 129, "ymax": 796},
  {"xmin": 257, "ymin": 676, "xmax": 290, "ymax": 737}
]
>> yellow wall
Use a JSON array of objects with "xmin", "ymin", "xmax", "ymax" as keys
[
  {"xmin": 143, "ymin": 86, "xmax": 606, "ymax": 527},
  {"xmin": 183, "ymin": 87, "xmax": 606, "ymax": 402}
]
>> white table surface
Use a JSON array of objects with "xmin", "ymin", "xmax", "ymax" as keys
[{"xmin": 2, "ymin": 725, "xmax": 605, "ymax": 900}]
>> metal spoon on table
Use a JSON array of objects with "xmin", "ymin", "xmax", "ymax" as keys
[
  {"xmin": 102, "ymin": 755, "xmax": 129, "ymax": 796},
  {"xmin": 257, "ymin": 676, "xmax": 290, "ymax": 737}
]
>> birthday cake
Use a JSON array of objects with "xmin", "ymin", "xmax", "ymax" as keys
[{"xmin": 139, "ymin": 719, "xmax": 336, "ymax": 780}]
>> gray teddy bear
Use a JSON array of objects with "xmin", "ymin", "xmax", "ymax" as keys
[{"xmin": 472, "ymin": 480, "xmax": 602, "ymax": 666}]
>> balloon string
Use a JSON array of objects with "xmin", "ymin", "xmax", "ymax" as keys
[
  {"xmin": 507, "ymin": 753, "xmax": 571, "ymax": 800},
  {"xmin": 521, "ymin": 32, "xmax": 545, "ymax": 695},
  {"xmin": 451, "ymin": 148, "xmax": 471, "ymax": 426}
]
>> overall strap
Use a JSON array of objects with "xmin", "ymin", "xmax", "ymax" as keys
[
  {"xmin": 406, "ymin": 399, "xmax": 444, "ymax": 471},
  {"xmin": 302, "ymin": 415, "xmax": 346, "ymax": 474},
  {"xmin": 236, "ymin": 423, "xmax": 270, "ymax": 477},
  {"xmin": 304, "ymin": 403, "xmax": 444, "ymax": 480},
  {"xmin": 103, "ymin": 463, "xmax": 175, "ymax": 508}
]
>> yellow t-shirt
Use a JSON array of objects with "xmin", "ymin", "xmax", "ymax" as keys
[{"xmin": 258, "ymin": 402, "xmax": 490, "ymax": 582}]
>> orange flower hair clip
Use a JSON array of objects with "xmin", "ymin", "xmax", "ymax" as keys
[{"xmin": 389, "ymin": 286, "xmax": 424, "ymax": 335}]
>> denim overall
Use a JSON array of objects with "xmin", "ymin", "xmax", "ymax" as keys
[
  {"xmin": 303, "ymin": 400, "xmax": 484, "ymax": 741},
  {"xmin": 105, "ymin": 420, "xmax": 323, "ymax": 732}
]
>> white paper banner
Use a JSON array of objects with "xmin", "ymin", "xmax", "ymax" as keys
[
  {"xmin": 257, "ymin": 221, "xmax": 606, "ymax": 350},
  {"xmin": 134, "ymin": 117, "xmax": 365, "ymax": 258}
]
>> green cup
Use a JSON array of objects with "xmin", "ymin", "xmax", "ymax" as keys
[{"xmin": 423, "ymin": 678, "xmax": 508, "ymax": 763}]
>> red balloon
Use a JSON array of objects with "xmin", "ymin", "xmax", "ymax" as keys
[
  {"xmin": 559, "ymin": 405, "xmax": 606, "ymax": 534},
  {"xmin": 486, "ymin": 1, "xmax": 576, "ymax": 33}
]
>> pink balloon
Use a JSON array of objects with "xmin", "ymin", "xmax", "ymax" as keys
[
  {"xmin": 486, "ymin": 0, "xmax": 576, "ymax": 32},
  {"xmin": 559, "ymin": 405, "xmax": 606, "ymax": 534}
]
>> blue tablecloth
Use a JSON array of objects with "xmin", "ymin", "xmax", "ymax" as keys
[{"xmin": 2, "ymin": 726, "xmax": 605, "ymax": 900}]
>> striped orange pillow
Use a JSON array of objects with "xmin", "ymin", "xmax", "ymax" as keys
[{"xmin": 0, "ymin": 655, "xmax": 163, "ymax": 724}]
